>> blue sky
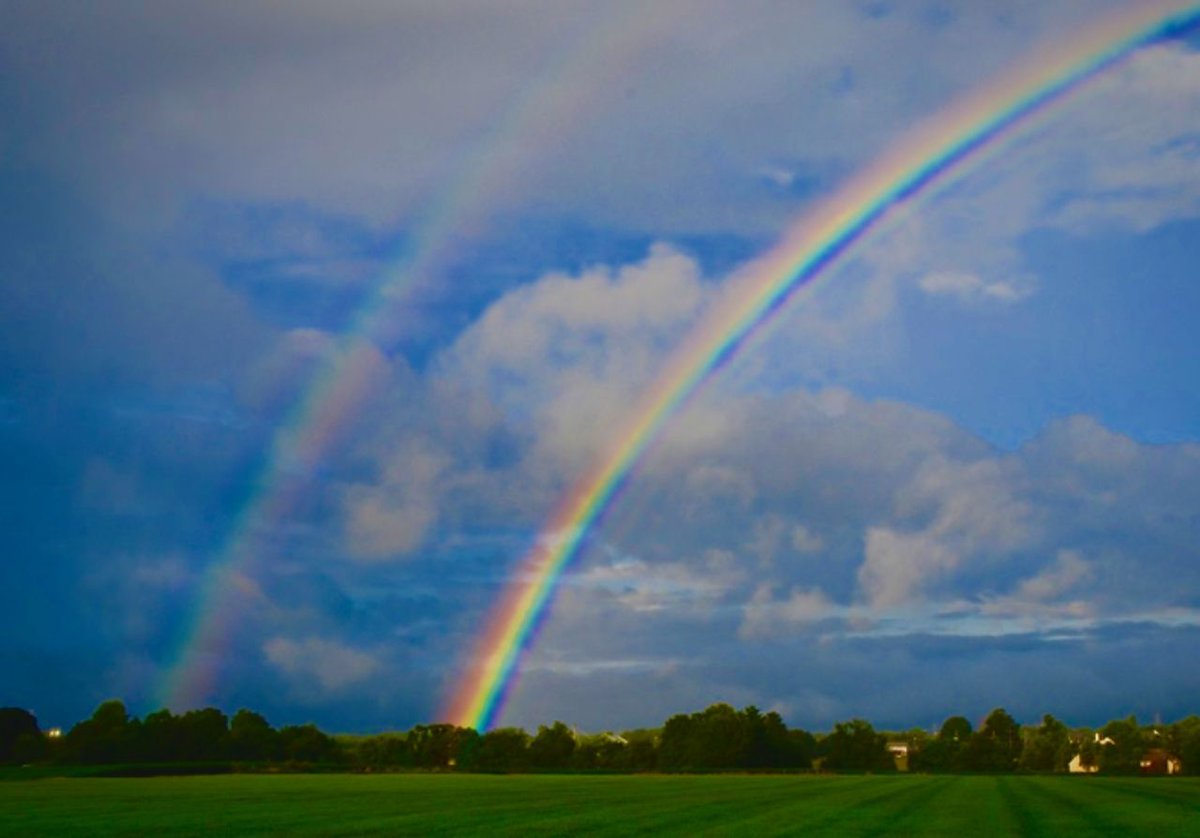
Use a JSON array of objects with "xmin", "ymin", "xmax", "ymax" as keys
[{"xmin": 3, "ymin": 1, "xmax": 1200, "ymax": 734}]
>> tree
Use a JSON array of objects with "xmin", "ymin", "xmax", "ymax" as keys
[
  {"xmin": 278, "ymin": 723, "xmax": 340, "ymax": 764},
  {"xmin": 475, "ymin": 728, "xmax": 530, "ymax": 772},
  {"xmin": 960, "ymin": 709, "xmax": 1022, "ymax": 772},
  {"xmin": 911, "ymin": 716, "xmax": 973, "ymax": 772},
  {"xmin": 138, "ymin": 709, "xmax": 181, "ymax": 761},
  {"xmin": 529, "ymin": 721, "xmax": 576, "ymax": 770},
  {"xmin": 657, "ymin": 713, "xmax": 695, "ymax": 771},
  {"xmin": 1019, "ymin": 714, "xmax": 1071, "ymax": 772},
  {"xmin": 227, "ymin": 709, "xmax": 280, "ymax": 762},
  {"xmin": 1179, "ymin": 726, "xmax": 1200, "ymax": 776},
  {"xmin": 1075, "ymin": 733, "xmax": 1099, "ymax": 772},
  {"xmin": 176, "ymin": 708, "xmax": 228, "ymax": 762},
  {"xmin": 786, "ymin": 728, "xmax": 817, "ymax": 770},
  {"xmin": 407, "ymin": 724, "xmax": 471, "ymax": 769},
  {"xmin": 452, "ymin": 727, "xmax": 482, "ymax": 771},
  {"xmin": 1098, "ymin": 716, "xmax": 1144, "ymax": 774},
  {"xmin": 63, "ymin": 700, "xmax": 135, "ymax": 764},
  {"xmin": 822, "ymin": 719, "xmax": 892, "ymax": 772},
  {"xmin": 939, "ymin": 716, "xmax": 973, "ymax": 744},
  {"xmin": 612, "ymin": 730, "xmax": 658, "ymax": 772},
  {"xmin": 690, "ymin": 703, "xmax": 750, "ymax": 770},
  {"xmin": 0, "ymin": 708, "xmax": 40, "ymax": 764}
]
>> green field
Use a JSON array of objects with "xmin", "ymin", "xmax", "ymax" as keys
[{"xmin": 2, "ymin": 773, "xmax": 1198, "ymax": 836}]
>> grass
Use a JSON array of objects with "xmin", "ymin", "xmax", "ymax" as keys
[{"xmin": 1, "ymin": 773, "xmax": 1198, "ymax": 836}]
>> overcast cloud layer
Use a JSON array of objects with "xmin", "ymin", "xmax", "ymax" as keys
[{"xmin": 3, "ymin": 1, "xmax": 1199, "ymax": 733}]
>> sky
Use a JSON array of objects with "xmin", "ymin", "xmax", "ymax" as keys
[{"xmin": 3, "ymin": 0, "xmax": 1200, "ymax": 735}]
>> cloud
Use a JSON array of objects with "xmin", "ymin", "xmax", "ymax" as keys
[
  {"xmin": 247, "ymin": 231, "xmax": 1200, "ymax": 730},
  {"xmin": 7, "ymin": 0, "xmax": 1162, "ymax": 240},
  {"xmin": 440, "ymin": 243, "xmax": 709, "ymax": 477},
  {"xmin": 340, "ymin": 441, "xmax": 449, "ymax": 560},
  {"xmin": 1043, "ymin": 44, "xmax": 1200, "ymax": 234},
  {"xmin": 791, "ymin": 524, "xmax": 825, "ymax": 554},
  {"xmin": 740, "ymin": 584, "xmax": 836, "ymax": 639},
  {"xmin": 263, "ymin": 636, "xmax": 380, "ymax": 692},
  {"xmin": 857, "ymin": 456, "xmax": 1034, "ymax": 607},
  {"xmin": 917, "ymin": 270, "xmax": 1032, "ymax": 303},
  {"xmin": 1015, "ymin": 549, "xmax": 1092, "ymax": 603},
  {"xmin": 572, "ymin": 549, "xmax": 742, "ymax": 615}
]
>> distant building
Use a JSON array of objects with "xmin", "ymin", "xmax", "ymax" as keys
[
  {"xmin": 1067, "ymin": 732, "xmax": 1112, "ymax": 774},
  {"xmin": 1068, "ymin": 753, "xmax": 1098, "ymax": 774},
  {"xmin": 1139, "ymin": 749, "xmax": 1181, "ymax": 775},
  {"xmin": 887, "ymin": 741, "xmax": 909, "ymax": 772}
]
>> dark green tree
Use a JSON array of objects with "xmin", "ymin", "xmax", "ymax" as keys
[
  {"xmin": 1097, "ymin": 716, "xmax": 1144, "ymax": 774},
  {"xmin": 911, "ymin": 716, "xmax": 973, "ymax": 772},
  {"xmin": 407, "ymin": 724, "xmax": 472, "ymax": 769},
  {"xmin": 612, "ymin": 730, "xmax": 658, "ymax": 771},
  {"xmin": 786, "ymin": 728, "xmax": 817, "ymax": 770},
  {"xmin": 939, "ymin": 716, "xmax": 973, "ymax": 744},
  {"xmin": 529, "ymin": 721, "xmax": 576, "ymax": 770},
  {"xmin": 1179, "ymin": 726, "xmax": 1200, "ymax": 776},
  {"xmin": 278, "ymin": 723, "xmax": 340, "ymax": 764},
  {"xmin": 227, "ymin": 709, "xmax": 280, "ymax": 761},
  {"xmin": 692, "ymin": 703, "xmax": 749, "ymax": 770},
  {"xmin": 0, "ymin": 708, "xmax": 40, "ymax": 763},
  {"xmin": 63, "ymin": 700, "xmax": 135, "ymax": 764},
  {"xmin": 657, "ymin": 713, "xmax": 695, "ymax": 771},
  {"xmin": 475, "ymin": 728, "xmax": 530, "ymax": 772},
  {"xmin": 176, "ymin": 708, "xmax": 228, "ymax": 761},
  {"xmin": 452, "ymin": 727, "xmax": 482, "ymax": 771},
  {"xmin": 960, "ymin": 708, "xmax": 1022, "ymax": 772},
  {"xmin": 1019, "ymin": 714, "xmax": 1070, "ymax": 772},
  {"xmin": 822, "ymin": 719, "xmax": 892, "ymax": 771},
  {"xmin": 138, "ymin": 709, "xmax": 181, "ymax": 761}
]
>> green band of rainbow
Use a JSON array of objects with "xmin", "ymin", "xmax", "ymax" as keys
[{"xmin": 444, "ymin": 2, "xmax": 1200, "ymax": 731}]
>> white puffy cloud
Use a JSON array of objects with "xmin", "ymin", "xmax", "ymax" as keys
[
  {"xmin": 440, "ymin": 243, "xmax": 710, "ymax": 477},
  {"xmin": 857, "ymin": 455, "xmax": 1035, "ymax": 607}
]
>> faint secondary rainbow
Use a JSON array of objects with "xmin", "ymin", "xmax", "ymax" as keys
[
  {"xmin": 444, "ymin": 2, "xmax": 1200, "ymax": 731},
  {"xmin": 157, "ymin": 6, "xmax": 682, "ymax": 709}
]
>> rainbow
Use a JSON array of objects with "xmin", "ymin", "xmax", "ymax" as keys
[
  {"xmin": 157, "ymin": 5, "xmax": 682, "ymax": 709},
  {"xmin": 443, "ymin": 2, "xmax": 1200, "ymax": 730}
]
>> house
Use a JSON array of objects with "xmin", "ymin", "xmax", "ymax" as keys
[
  {"xmin": 1139, "ymin": 748, "xmax": 1181, "ymax": 775},
  {"xmin": 1067, "ymin": 732, "xmax": 1113, "ymax": 774},
  {"xmin": 1068, "ymin": 752, "xmax": 1098, "ymax": 774},
  {"xmin": 887, "ymin": 741, "xmax": 910, "ymax": 772}
]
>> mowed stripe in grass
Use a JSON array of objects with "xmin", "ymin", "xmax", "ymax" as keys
[
  {"xmin": 3, "ymin": 774, "xmax": 1200, "ymax": 836},
  {"xmin": 1015, "ymin": 776, "xmax": 1200, "ymax": 836}
]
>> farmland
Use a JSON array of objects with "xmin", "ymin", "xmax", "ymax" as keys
[{"xmin": 2, "ymin": 773, "xmax": 1198, "ymax": 836}]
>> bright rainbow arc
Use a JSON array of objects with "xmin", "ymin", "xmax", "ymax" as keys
[{"xmin": 444, "ymin": 2, "xmax": 1200, "ymax": 731}]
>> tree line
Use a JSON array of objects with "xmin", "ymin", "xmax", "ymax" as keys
[{"xmin": 4, "ymin": 701, "xmax": 1200, "ymax": 775}]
